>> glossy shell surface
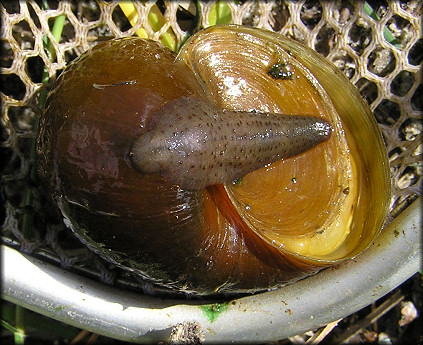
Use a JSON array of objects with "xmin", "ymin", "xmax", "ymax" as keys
[{"xmin": 36, "ymin": 25, "xmax": 391, "ymax": 295}]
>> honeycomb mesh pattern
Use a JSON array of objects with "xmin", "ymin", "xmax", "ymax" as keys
[{"xmin": 1, "ymin": 1, "xmax": 422, "ymax": 294}]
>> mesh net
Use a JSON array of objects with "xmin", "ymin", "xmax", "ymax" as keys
[{"xmin": 1, "ymin": 1, "xmax": 422, "ymax": 296}]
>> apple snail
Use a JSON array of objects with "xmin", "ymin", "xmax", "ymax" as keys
[{"xmin": 36, "ymin": 25, "xmax": 391, "ymax": 295}]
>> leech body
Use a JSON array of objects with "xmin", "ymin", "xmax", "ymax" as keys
[{"xmin": 130, "ymin": 97, "xmax": 332, "ymax": 191}]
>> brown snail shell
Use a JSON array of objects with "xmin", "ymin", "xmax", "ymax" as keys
[{"xmin": 36, "ymin": 25, "xmax": 391, "ymax": 295}]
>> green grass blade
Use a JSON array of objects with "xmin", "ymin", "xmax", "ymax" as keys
[
  {"xmin": 364, "ymin": 2, "xmax": 401, "ymax": 48},
  {"xmin": 209, "ymin": 1, "xmax": 232, "ymax": 26}
]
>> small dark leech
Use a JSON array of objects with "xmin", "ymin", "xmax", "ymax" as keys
[
  {"xmin": 268, "ymin": 62, "xmax": 294, "ymax": 80},
  {"xmin": 130, "ymin": 97, "xmax": 332, "ymax": 191}
]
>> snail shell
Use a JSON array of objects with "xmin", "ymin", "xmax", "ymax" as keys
[{"xmin": 36, "ymin": 26, "xmax": 391, "ymax": 295}]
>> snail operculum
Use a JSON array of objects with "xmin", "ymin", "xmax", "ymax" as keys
[{"xmin": 130, "ymin": 96, "xmax": 332, "ymax": 191}]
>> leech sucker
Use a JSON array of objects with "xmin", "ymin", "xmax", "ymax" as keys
[{"xmin": 130, "ymin": 96, "xmax": 332, "ymax": 191}]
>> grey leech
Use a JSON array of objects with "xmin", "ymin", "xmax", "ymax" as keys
[{"xmin": 130, "ymin": 96, "xmax": 332, "ymax": 191}]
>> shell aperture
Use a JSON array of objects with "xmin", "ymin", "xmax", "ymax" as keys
[{"xmin": 130, "ymin": 96, "xmax": 332, "ymax": 190}]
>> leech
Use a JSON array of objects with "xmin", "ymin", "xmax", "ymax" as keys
[{"xmin": 130, "ymin": 97, "xmax": 332, "ymax": 191}]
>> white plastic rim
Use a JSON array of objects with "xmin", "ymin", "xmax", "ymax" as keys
[{"xmin": 1, "ymin": 197, "xmax": 421, "ymax": 344}]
